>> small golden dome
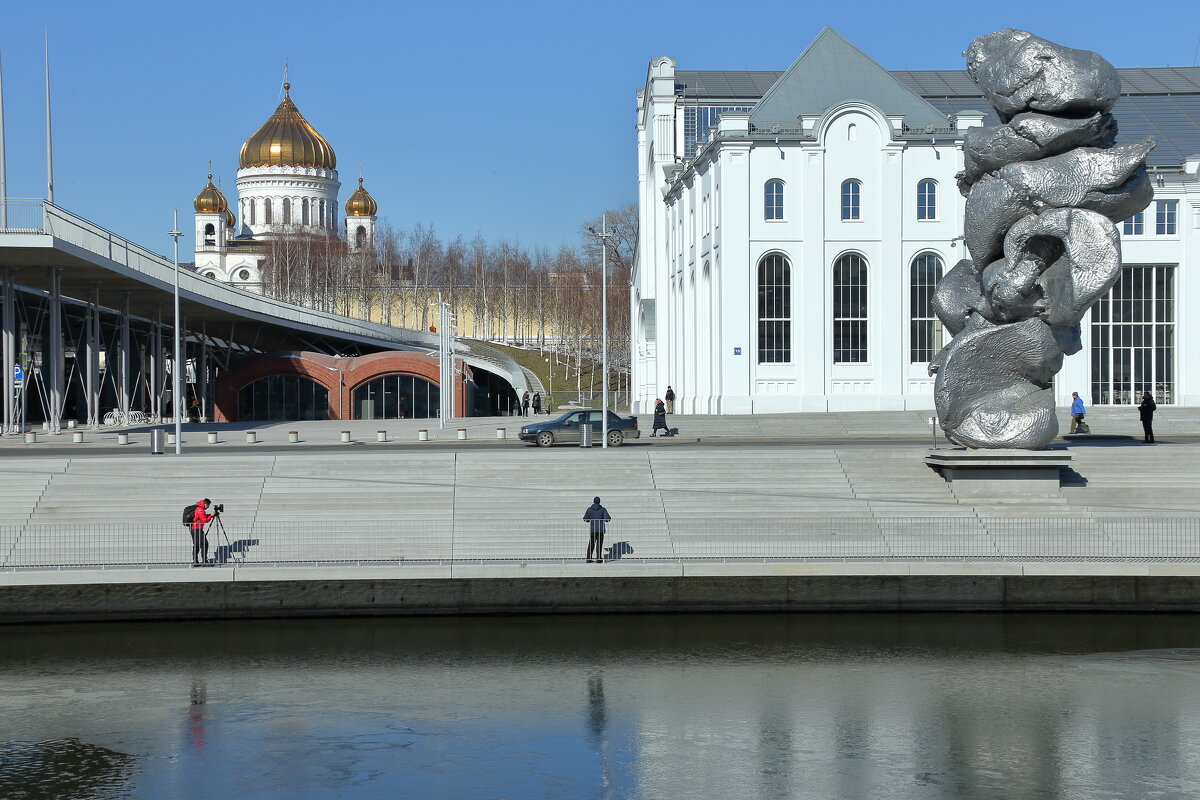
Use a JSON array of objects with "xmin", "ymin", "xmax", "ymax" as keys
[
  {"xmin": 193, "ymin": 174, "xmax": 228, "ymax": 214},
  {"xmin": 345, "ymin": 177, "xmax": 377, "ymax": 217},
  {"xmin": 239, "ymin": 83, "xmax": 336, "ymax": 170},
  {"xmin": 224, "ymin": 207, "xmax": 236, "ymax": 229}
]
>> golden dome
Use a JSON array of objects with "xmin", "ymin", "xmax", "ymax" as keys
[
  {"xmin": 239, "ymin": 83, "xmax": 336, "ymax": 170},
  {"xmin": 345, "ymin": 177, "xmax": 377, "ymax": 217},
  {"xmin": 224, "ymin": 207, "xmax": 236, "ymax": 229},
  {"xmin": 193, "ymin": 174, "xmax": 228, "ymax": 214}
]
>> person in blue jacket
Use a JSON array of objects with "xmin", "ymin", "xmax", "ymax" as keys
[
  {"xmin": 583, "ymin": 497, "xmax": 611, "ymax": 563},
  {"xmin": 1069, "ymin": 392, "xmax": 1090, "ymax": 434}
]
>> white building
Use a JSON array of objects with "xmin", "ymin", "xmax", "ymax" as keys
[
  {"xmin": 632, "ymin": 28, "xmax": 1200, "ymax": 415},
  {"xmin": 192, "ymin": 81, "xmax": 379, "ymax": 291}
]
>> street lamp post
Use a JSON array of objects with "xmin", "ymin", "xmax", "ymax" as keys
[
  {"xmin": 545, "ymin": 357, "xmax": 553, "ymax": 414},
  {"xmin": 590, "ymin": 216, "xmax": 612, "ymax": 448},
  {"xmin": 168, "ymin": 211, "xmax": 183, "ymax": 455}
]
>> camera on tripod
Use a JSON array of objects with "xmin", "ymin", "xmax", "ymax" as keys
[{"xmin": 212, "ymin": 503, "xmax": 224, "ymax": 515}]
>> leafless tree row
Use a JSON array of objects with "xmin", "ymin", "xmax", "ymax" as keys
[{"xmin": 257, "ymin": 204, "xmax": 636, "ymax": 393}]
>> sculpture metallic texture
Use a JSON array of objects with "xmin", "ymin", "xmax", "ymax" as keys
[{"xmin": 930, "ymin": 30, "xmax": 1154, "ymax": 449}]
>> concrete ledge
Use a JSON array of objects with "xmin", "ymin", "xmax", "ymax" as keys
[{"xmin": 6, "ymin": 564, "xmax": 1200, "ymax": 622}]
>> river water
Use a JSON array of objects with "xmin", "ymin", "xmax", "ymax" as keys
[{"xmin": 2, "ymin": 613, "xmax": 1200, "ymax": 799}]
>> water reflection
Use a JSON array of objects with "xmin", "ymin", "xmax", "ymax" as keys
[{"xmin": 1, "ymin": 614, "xmax": 1199, "ymax": 799}]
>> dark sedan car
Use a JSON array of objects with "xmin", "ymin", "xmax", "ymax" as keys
[{"xmin": 518, "ymin": 409, "xmax": 640, "ymax": 447}]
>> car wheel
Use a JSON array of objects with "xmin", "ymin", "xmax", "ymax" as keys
[
  {"xmin": 536, "ymin": 431, "xmax": 554, "ymax": 448},
  {"xmin": 607, "ymin": 430, "xmax": 623, "ymax": 447}
]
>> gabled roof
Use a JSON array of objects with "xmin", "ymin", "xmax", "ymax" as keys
[{"xmin": 748, "ymin": 27, "xmax": 950, "ymax": 129}]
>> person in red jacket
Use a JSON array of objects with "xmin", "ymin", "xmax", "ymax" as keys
[{"xmin": 190, "ymin": 499, "xmax": 215, "ymax": 566}]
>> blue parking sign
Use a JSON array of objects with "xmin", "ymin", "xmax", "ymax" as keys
[{"xmin": 12, "ymin": 364, "xmax": 22, "ymax": 383}]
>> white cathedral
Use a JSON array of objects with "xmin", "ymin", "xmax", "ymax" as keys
[
  {"xmin": 631, "ymin": 28, "xmax": 1200, "ymax": 415},
  {"xmin": 191, "ymin": 81, "xmax": 379, "ymax": 290}
]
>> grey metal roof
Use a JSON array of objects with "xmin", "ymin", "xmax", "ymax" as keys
[
  {"xmin": 674, "ymin": 62, "xmax": 1200, "ymax": 167},
  {"xmin": 747, "ymin": 28, "xmax": 950, "ymax": 129}
]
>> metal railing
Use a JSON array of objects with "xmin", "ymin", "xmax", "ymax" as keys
[
  {"xmin": 0, "ymin": 199, "xmax": 48, "ymax": 233},
  {"xmin": 3, "ymin": 516, "xmax": 1199, "ymax": 570}
]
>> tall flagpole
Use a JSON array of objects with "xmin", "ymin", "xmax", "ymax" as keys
[{"xmin": 44, "ymin": 30, "xmax": 54, "ymax": 205}]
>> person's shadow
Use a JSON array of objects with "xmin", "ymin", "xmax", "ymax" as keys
[
  {"xmin": 213, "ymin": 538, "xmax": 260, "ymax": 564},
  {"xmin": 604, "ymin": 541, "xmax": 634, "ymax": 561}
]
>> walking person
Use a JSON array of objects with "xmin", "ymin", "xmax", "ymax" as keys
[
  {"xmin": 186, "ymin": 498, "xmax": 216, "ymax": 566},
  {"xmin": 1069, "ymin": 391, "xmax": 1091, "ymax": 434},
  {"xmin": 650, "ymin": 398, "xmax": 670, "ymax": 437},
  {"xmin": 665, "ymin": 385, "xmax": 676, "ymax": 414},
  {"xmin": 522, "ymin": 391, "xmax": 531, "ymax": 417},
  {"xmin": 583, "ymin": 496, "xmax": 611, "ymax": 563},
  {"xmin": 1139, "ymin": 392, "xmax": 1157, "ymax": 443},
  {"xmin": 532, "ymin": 392, "xmax": 542, "ymax": 415}
]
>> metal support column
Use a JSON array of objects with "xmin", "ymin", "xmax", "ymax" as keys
[
  {"xmin": 119, "ymin": 294, "xmax": 130, "ymax": 420},
  {"xmin": 47, "ymin": 267, "xmax": 62, "ymax": 433},
  {"xmin": 85, "ymin": 287, "xmax": 100, "ymax": 428},
  {"xmin": 199, "ymin": 326, "xmax": 208, "ymax": 423},
  {"xmin": 2, "ymin": 268, "xmax": 14, "ymax": 434},
  {"xmin": 150, "ymin": 311, "xmax": 161, "ymax": 422}
]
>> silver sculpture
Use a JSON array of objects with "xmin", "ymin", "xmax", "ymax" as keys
[{"xmin": 930, "ymin": 30, "xmax": 1154, "ymax": 449}]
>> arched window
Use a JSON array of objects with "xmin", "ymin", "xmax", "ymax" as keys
[
  {"xmin": 353, "ymin": 374, "xmax": 440, "ymax": 419},
  {"xmin": 910, "ymin": 253, "xmax": 944, "ymax": 363},
  {"xmin": 237, "ymin": 374, "xmax": 329, "ymax": 421},
  {"xmin": 917, "ymin": 179, "xmax": 937, "ymax": 220},
  {"xmin": 249, "ymin": 199, "xmax": 256, "ymax": 226},
  {"xmin": 355, "ymin": 226, "xmax": 367, "ymax": 248},
  {"xmin": 330, "ymin": 206, "xmax": 337, "ymax": 229},
  {"xmin": 203, "ymin": 223, "xmax": 215, "ymax": 246},
  {"xmin": 757, "ymin": 253, "xmax": 791, "ymax": 363},
  {"xmin": 282, "ymin": 198, "xmax": 291, "ymax": 224},
  {"xmin": 264, "ymin": 198, "xmax": 273, "ymax": 225},
  {"xmin": 833, "ymin": 254, "xmax": 868, "ymax": 363},
  {"xmin": 319, "ymin": 200, "xmax": 326, "ymax": 227},
  {"xmin": 841, "ymin": 180, "xmax": 861, "ymax": 221},
  {"xmin": 302, "ymin": 198, "xmax": 310, "ymax": 225},
  {"xmin": 764, "ymin": 180, "xmax": 784, "ymax": 221}
]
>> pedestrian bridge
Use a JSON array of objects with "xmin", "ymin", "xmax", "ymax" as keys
[{"xmin": 0, "ymin": 200, "xmax": 528, "ymax": 430}]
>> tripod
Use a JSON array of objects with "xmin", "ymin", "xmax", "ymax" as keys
[{"xmin": 205, "ymin": 512, "xmax": 241, "ymax": 564}]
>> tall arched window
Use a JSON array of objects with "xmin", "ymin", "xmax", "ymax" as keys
[
  {"xmin": 282, "ymin": 198, "xmax": 292, "ymax": 224},
  {"xmin": 917, "ymin": 179, "xmax": 937, "ymax": 220},
  {"xmin": 910, "ymin": 253, "xmax": 945, "ymax": 363},
  {"xmin": 833, "ymin": 254, "xmax": 868, "ymax": 363},
  {"xmin": 203, "ymin": 223, "xmax": 215, "ymax": 246},
  {"xmin": 764, "ymin": 180, "xmax": 784, "ymax": 220},
  {"xmin": 355, "ymin": 226, "xmax": 367, "ymax": 249},
  {"xmin": 264, "ymin": 198, "xmax": 273, "ymax": 225},
  {"xmin": 840, "ymin": 180, "xmax": 861, "ymax": 221},
  {"xmin": 319, "ymin": 200, "xmax": 326, "ymax": 227},
  {"xmin": 237, "ymin": 375, "xmax": 328, "ymax": 421},
  {"xmin": 302, "ymin": 198, "xmax": 310, "ymax": 225},
  {"xmin": 354, "ymin": 374, "xmax": 440, "ymax": 419},
  {"xmin": 249, "ymin": 199, "xmax": 256, "ymax": 226},
  {"xmin": 757, "ymin": 253, "xmax": 791, "ymax": 363}
]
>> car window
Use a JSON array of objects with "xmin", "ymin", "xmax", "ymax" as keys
[
  {"xmin": 585, "ymin": 411, "xmax": 603, "ymax": 424},
  {"xmin": 607, "ymin": 411, "xmax": 623, "ymax": 423},
  {"xmin": 563, "ymin": 412, "xmax": 582, "ymax": 425}
]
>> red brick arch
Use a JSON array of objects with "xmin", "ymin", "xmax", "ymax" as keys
[{"xmin": 213, "ymin": 350, "xmax": 467, "ymax": 422}]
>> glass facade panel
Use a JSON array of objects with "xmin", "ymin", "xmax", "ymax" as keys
[
  {"xmin": 757, "ymin": 254, "xmax": 791, "ymax": 363},
  {"xmin": 682, "ymin": 105, "xmax": 754, "ymax": 158},
  {"xmin": 841, "ymin": 180, "xmax": 861, "ymax": 220},
  {"xmin": 917, "ymin": 180, "xmax": 937, "ymax": 220},
  {"xmin": 237, "ymin": 375, "xmax": 328, "ymax": 421},
  {"xmin": 909, "ymin": 253, "xmax": 944, "ymax": 363},
  {"xmin": 1155, "ymin": 200, "xmax": 1177, "ymax": 235},
  {"xmin": 353, "ymin": 374, "xmax": 440, "ymax": 420},
  {"xmin": 1090, "ymin": 265, "xmax": 1175, "ymax": 405},
  {"xmin": 833, "ymin": 254, "xmax": 868, "ymax": 363},
  {"xmin": 764, "ymin": 180, "xmax": 784, "ymax": 220}
]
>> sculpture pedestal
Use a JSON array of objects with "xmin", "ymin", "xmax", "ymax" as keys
[{"xmin": 924, "ymin": 448, "xmax": 1072, "ymax": 500}]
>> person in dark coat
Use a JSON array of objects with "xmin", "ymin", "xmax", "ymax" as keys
[
  {"xmin": 664, "ymin": 385, "xmax": 676, "ymax": 414},
  {"xmin": 651, "ymin": 398, "xmax": 669, "ymax": 437},
  {"xmin": 583, "ymin": 496, "xmax": 611, "ymax": 563},
  {"xmin": 522, "ymin": 391, "xmax": 531, "ymax": 417},
  {"xmin": 1139, "ymin": 392, "xmax": 1157, "ymax": 443},
  {"xmin": 532, "ymin": 392, "xmax": 542, "ymax": 415}
]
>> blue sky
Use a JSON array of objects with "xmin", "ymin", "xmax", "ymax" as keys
[{"xmin": 0, "ymin": 0, "xmax": 1196, "ymax": 257}]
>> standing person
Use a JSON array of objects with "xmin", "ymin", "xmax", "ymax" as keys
[
  {"xmin": 583, "ymin": 496, "xmax": 611, "ymax": 564},
  {"xmin": 651, "ymin": 398, "xmax": 669, "ymax": 437},
  {"xmin": 522, "ymin": 391, "xmax": 531, "ymax": 417},
  {"xmin": 512, "ymin": 397, "xmax": 521, "ymax": 417},
  {"xmin": 1069, "ymin": 392, "xmax": 1090, "ymax": 434},
  {"xmin": 543, "ymin": 393, "xmax": 553, "ymax": 414},
  {"xmin": 665, "ymin": 385, "xmax": 676, "ymax": 414},
  {"xmin": 187, "ymin": 499, "xmax": 215, "ymax": 566},
  {"xmin": 532, "ymin": 392, "xmax": 542, "ymax": 415},
  {"xmin": 1139, "ymin": 392, "xmax": 1157, "ymax": 443}
]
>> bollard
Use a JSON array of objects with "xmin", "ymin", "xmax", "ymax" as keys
[
  {"xmin": 118, "ymin": 432, "xmax": 129, "ymax": 446},
  {"xmin": 24, "ymin": 431, "xmax": 36, "ymax": 444},
  {"xmin": 150, "ymin": 429, "xmax": 164, "ymax": 455},
  {"xmin": 207, "ymin": 432, "xmax": 218, "ymax": 445},
  {"xmin": 288, "ymin": 431, "xmax": 299, "ymax": 444},
  {"xmin": 42, "ymin": 422, "xmax": 49, "ymax": 431},
  {"xmin": 496, "ymin": 427, "xmax": 506, "ymax": 439},
  {"xmin": 457, "ymin": 428, "xmax": 467, "ymax": 440},
  {"xmin": 245, "ymin": 431, "xmax": 257, "ymax": 444},
  {"xmin": 579, "ymin": 423, "xmax": 593, "ymax": 448},
  {"xmin": 376, "ymin": 430, "xmax": 387, "ymax": 443},
  {"xmin": 167, "ymin": 432, "xmax": 177, "ymax": 446},
  {"xmin": 341, "ymin": 431, "xmax": 351, "ymax": 443},
  {"xmin": 418, "ymin": 429, "xmax": 429, "ymax": 441},
  {"xmin": 67, "ymin": 419, "xmax": 77, "ymax": 429},
  {"xmin": 72, "ymin": 432, "xmax": 84, "ymax": 444}
]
